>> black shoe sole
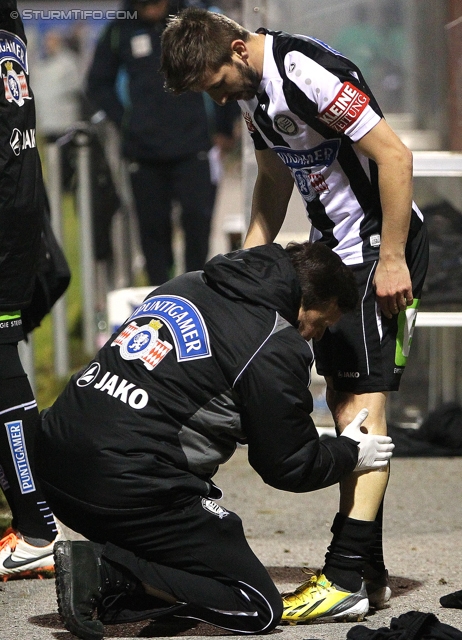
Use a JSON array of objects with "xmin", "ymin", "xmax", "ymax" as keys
[{"xmin": 54, "ymin": 541, "xmax": 105, "ymax": 640}]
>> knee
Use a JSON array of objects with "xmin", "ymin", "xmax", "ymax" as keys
[{"xmin": 256, "ymin": 585, "xmax": 283, "ymax": 632}]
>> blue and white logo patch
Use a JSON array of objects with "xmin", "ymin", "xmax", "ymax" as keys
[
  {"xmin": 5, "ymin": 421, "xmax": 35, "ymax": 494},
  {"xmin": 274, "ymin": 140, "xmax": 340, "ymax": 203},
  {"xmin": 127, "ymin": 295, "xmax": 211, "ymax": 362},
  {"xmin": 0, "ymin": 30, "xmax": 28, "ymax": 73}
]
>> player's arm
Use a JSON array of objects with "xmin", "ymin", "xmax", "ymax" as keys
[
  {"xmin": 243, "ymin": 148, "xmax": 294, "ymax": 248},
  {"xmin": 354, "ymin": 118, "xmax": 414, "ymax": 319}
]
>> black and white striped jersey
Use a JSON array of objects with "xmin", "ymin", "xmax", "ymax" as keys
[{"xmin": 239, "ymin": 29, "xmax": 424, "ymax": 266}]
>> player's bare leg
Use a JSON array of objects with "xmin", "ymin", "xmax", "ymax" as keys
[
  {"xmin": 323, "ymin": 383, "xmax": 391, "ymax": 608},
  {"xmin": 326, "ymin": 388, "xmax": 389, "ymax": 520}
]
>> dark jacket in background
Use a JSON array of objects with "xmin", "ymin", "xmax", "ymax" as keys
[
  {"xmin": 86, "ymin": 1, "xmax": 213, "ymax": 161},
  {"xmin": 37, "ymin": 244, "xmax": 358, "ymax": 509}
]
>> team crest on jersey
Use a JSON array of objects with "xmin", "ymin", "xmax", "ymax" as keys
[
  {"xmin": 317, "ymin": 81, "xmax": 369, "ymax": 133},
  {"xmin": 112, "ymin": 320, "xmax": 173, "ymax": 370},
  {"xmin": 201, "ymin": 498, "xmax": 229, "ymax": 519},
  {"xmin": 127, "ymin": 295, "xmax": 211, "ymax": 362},
  {"xmin": 274, "ymin": 114, "xmax": 298, "ymax": 136},
  {"xmin": 0, "ymin": 31, "xmax": 30, "ymax": 107},
  {"xmin": 274, "ymin": 140, "xmax": 340, "ymax": 202},
  {"xmin": 2, "ymin": 61, "xmax": 30, "ymax": 106}
]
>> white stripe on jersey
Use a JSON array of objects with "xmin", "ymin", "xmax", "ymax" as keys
[{"xmin": 239, "ymin": 32, "xmax": 423, "ymax": 266}]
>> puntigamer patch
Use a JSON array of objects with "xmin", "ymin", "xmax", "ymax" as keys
[{"xmin": 126, "ymin": 295, "xmax": 211, "ymax": 361}]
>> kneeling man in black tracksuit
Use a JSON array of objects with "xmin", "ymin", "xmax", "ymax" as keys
[{"xmin": 35, "ymin": 241, "xmax": 394, "ymax": 639}]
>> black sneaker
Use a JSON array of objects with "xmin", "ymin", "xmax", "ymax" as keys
[
  {"xmin": 364, "ymin": 565, "xmax": 391, "ymax": 609},
  {"xmin": 54, "ymin": 541, "xmax": 106, "ymax": 639}
]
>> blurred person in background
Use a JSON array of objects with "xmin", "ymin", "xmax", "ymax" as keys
[
  {"xmin": 32, "ymin": 29, "xmax": 82, "ymax": 191},
  {"xmin": 86, "ymin": 0, "xmax": 238, "ymax": 286},
  {"xmin": 0, "ymin": 1, "xmax": 62, "ymax": 580}
]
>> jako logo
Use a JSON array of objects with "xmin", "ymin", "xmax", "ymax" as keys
[
  {"xmin": 76, "ymin": 363, "xmax": 148, "ymax": 409},
  {"xmin": 338, "ymin": 371, "xmax": 360, "ymax": 378},
  {"xmin": 10, "ymin": 128, "xmax": 36, "ymax": 156},
  {"xmin": 201, "ymin": 498, "xmax": 229, "ymax": 519}
]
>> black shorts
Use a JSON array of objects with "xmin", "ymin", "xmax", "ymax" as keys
[
  {"xmin": 0, "ymin": 310, "xmax": 25, "ymax": 344},
  {"xmin": 314, "ymin": 224, "xmax": 429, "ymax": 393}
]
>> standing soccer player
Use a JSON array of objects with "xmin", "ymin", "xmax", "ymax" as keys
[{"xmin": 160, "ymin": 8, "xmax": 428, "ymax": 623}]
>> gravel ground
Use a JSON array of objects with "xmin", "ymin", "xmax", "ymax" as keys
[{"xmin": 1, "ymin": 451, "xmax": 462, "ymax": 639}]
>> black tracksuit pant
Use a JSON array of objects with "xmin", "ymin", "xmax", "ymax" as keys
[
  {"xmin": 41, "ymin": 483, "xmax": 282, "ymax": 634},
  {"xmin": 129, "ymin": 153, "xmax": 214, "ymax": 286}
]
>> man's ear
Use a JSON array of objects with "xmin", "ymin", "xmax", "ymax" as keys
[{"xmin": 231, "ymin": 39, "xmax": 249, "ymax": 62}]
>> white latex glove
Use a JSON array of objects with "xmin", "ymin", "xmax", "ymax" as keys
[{"xmin": 340, "ymin": 408, "xmax": 394, "ymax": 472}]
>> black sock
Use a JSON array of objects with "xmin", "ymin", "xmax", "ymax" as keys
[
  {"xmin": 323, "ymin": 513, "xmax": 378, "ymax": 593},
  {"xmin": 367, "ymin": 501, "xmax": 386, "ymax": 573}
]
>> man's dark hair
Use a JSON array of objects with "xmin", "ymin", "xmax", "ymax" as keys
[
  {"xmin": 285, "ymin": 241, "xmax": 358, "ymax": 313},
  {"xmin": 160, "ymin": 8, "xmax": 250, "ymax": 93}
]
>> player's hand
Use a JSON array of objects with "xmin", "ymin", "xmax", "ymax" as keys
[
  {"xmin": 373, "ymin": 258, "xmax": 413, "ymax": 319},
  {"xmin": 340, "ymin": 408, "xmax": 394, "ymax": 471}
]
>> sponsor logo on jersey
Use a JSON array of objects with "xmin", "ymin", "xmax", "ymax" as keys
[
  {"xmin": 2, "ymin": 61, "xmax": 30, "ymax": 106},
  {"xmin": 201, "ymin": 498, "xmax": 229, "ymax": 519},
  {"xmin": 274, "ymin": 140, "xmax": 340, "ymax": 202},
  {"xmin": 76, "ymin": 362, "xmax": 101, "ymax": 387},
  {"xmin": 370, "ymin": 234, "xmax": 381, "ymax": 247},
  {"xmin": 76, "ymin": 363, "xmax": 149, "ymax": 409},
  {"xmin": 317, "ymin": 81, "xmax": 369, "ymax": 133},
  {"xmin": 127, "ymin": 295, "xmax": 211, "ymax": 362},
  {"xmin": 4, "ymin": 421, "xmax": 35, "ymax": 494},
  {"xmin": 337, "ymin": 371, "xmax": 360, "ymax": 378},
  {"xmin": 112, "ymin": 320, "xmax": 173, "ymax": 370},
  {"xmin": 0, "ymin": 30, "xmax": 28, "ymax": 73},
  {"xmin": 242, "ymin": 111, "xmax": 256, "ymax": 133},
  {"xmin": 274, "ymin": 114, "xmax": 298, "ymax": 135},
  {"xmin": 10, "ymin": 128, "xmax": 36, "ymax": 155}
]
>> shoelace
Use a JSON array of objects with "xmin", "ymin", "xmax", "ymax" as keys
[
  {"xmin": 283, "ymin": 569, "xmax": 326, "ymax": 600},
  {"xmin": 0, "ymin": 529, "xmax": 19, "ymax": 553}
]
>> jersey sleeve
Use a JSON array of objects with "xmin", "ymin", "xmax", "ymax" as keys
[{"xmin": 283, "ymin": 50, "xmax": 381, "ymax": 141}]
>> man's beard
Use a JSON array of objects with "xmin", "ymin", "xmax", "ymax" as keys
[{"xmin": 235, "ymin": 61, "xmax": 261, "ymax": 101}]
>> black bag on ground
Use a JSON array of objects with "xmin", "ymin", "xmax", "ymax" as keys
[
  {"xmin": 347, "ymin": 611, "xmax": 462, "ymax": 639},
  {"xmin": 413, "ymin": 402, "xmax": 462, "ymax": 449},
  {"xmin": 22, "ymin": 207, "xmax": 71, "ymax": 335}
]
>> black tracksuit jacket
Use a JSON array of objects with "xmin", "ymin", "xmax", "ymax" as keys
[
  {"xmin": 86, "ymin": 1, "xmax": 212, "ymax": 161},
  {"xmin": 37, "ymin": 244, "xmax": 358, "ymax": 508},
  {"xmin": 0, "ymin": 1, "xmax": 45, "ymax": 310}
]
